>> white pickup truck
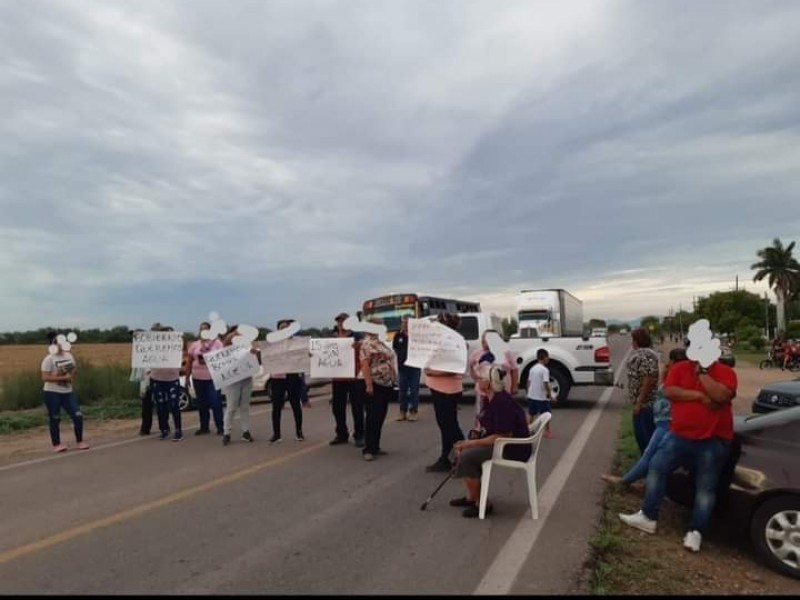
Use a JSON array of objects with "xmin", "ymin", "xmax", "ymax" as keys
[{"xmin": 443, "ymin": 312, "xmax": 614, "ymax": 402}]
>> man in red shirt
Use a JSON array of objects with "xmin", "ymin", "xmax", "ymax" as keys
[{"xmin": 619, "ymin": 356, "xmax": 737, "ymax": 553}]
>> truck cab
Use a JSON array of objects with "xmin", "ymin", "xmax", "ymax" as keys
[{"xmin": 428, "ymin": 312, "xmax": 614, "ymax": 403}]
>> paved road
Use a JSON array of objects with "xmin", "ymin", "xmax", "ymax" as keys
[{"xmin": 0, "ymin": 337, "xmax": 631, "ymax": 595}]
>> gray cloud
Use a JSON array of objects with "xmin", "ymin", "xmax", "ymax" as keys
[{"xmin": 1, "ymin": 0, "xmax": 798, "ymax": 330}]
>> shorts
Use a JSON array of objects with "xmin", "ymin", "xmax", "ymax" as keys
[
  {"xmin": 454, "ymin": 446, "xmax": 494, "ymax": 479},
  {"xmin": 527, "ymin": 399, "xmax": 552, "ymax": 416}
]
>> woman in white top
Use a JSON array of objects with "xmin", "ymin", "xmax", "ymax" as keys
[{"xmin": 41, "ymin": 332, "xmax": 89, "ymax": 452}]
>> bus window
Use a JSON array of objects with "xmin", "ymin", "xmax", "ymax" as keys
[{"xmin": 458, "ymin": 316, "xmax": 479, "ymax": 341}]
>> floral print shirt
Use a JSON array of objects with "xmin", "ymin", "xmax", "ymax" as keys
[
  {"xmin": 625, "ymin": 348, "xmax": 660, "ymax": 406},
  {"xmin": 360, "ymin": 336, "xmax": 397, "ymax": 388}
]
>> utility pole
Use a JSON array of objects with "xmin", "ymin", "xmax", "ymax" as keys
[
  {"xmin": 678, "ymin": 303, "xmax": 683, "ymax": 339},
  {"xmin": 735, "ymin": 275, "xmax": 739, "ymax": 292}
]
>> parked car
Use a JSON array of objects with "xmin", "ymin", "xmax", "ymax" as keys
[
  {"xmin": 667, "ymin": 406, "xmax": 800, "ymax": 579},
  {"xmin": 751, "ymin": 379, "xmax": 800, "ymax": 414}
]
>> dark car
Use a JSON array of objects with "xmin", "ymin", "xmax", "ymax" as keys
[
  {"xmin": 667, "ymin": 406, "xmax": 800, "ymax": 579},
  {"xmin": 751, "ymin": 379, "xmax": 800, "ymax": 414}
]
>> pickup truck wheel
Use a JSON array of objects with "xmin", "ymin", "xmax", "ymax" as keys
[
  {"xmin": 550, "ymin": 366, "xmax": 571, "ymax": 404},
  {"xmin": 178, "ymin": 387, "xmax": 193, "ymax": 412},
  {"xmin": 750, "ymin": 495, "xmax": 800, "ymax": 580}
]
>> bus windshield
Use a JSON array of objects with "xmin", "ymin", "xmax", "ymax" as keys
[{"xmin": 361, "ymin": 305, "xmax": 417, "ymax": 332}]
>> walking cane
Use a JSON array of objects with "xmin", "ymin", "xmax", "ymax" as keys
[{"xmin": 420, "ymin": 468, "xmax": 455, "ymax": 511}]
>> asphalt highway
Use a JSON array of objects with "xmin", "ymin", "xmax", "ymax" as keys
[{"xmin": 0, "ymin": 337, "xmax": 632, "ymax": 594}]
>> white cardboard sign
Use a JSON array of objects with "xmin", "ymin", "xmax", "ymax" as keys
[
  {"xmin": 131, "ymin": 331, "xmax": 184, "ymax": 369},
  {"xmin": 204, "ymin": 344, "xmax": 261, "ymax": 390},
  {"xmin": 259, "ymin": 337, "xmax": 311, "ymax": 374},
  {"xmin": 309, "ymin": 338, "xmax": 356, "ymax": 379},
  {"xmin": 405, "ymin": 318, "xmax": 467, "ymax": 374}
]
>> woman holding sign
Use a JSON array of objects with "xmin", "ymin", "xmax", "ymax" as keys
[
  {"xmin": 425, "ymin": 313, "xmax": 467, "ymax": 473},
  {"xmin": 221, "ymin": 325, "xmax": 259, "ymax": 446},
  {"xmin": 41, "ymin": 332, "xmax": 89, "ymax": 452},
  {"xmin": 186, "ymin": 321, "xmax": 224, "ymax": 436},
  {"xmin": 149, "ymin": 325, "xmax": 184, "ymax": 442},
  {"xmin": 269, "ymin": 319, "xmax": 305, "ymax": 444},
  {"xmin": 360, "ymin": 321, "xmax": 397, "ymax": 461}
]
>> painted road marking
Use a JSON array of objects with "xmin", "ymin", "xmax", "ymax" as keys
[
  {"xmin": 474, "ymin": 349, "xmax": 631, "ymax": 595},
  {"xmin": 0, "ymin": 441, "xmax": 327, "ymax": 566}
]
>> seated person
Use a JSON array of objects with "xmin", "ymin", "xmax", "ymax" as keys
[{"xmin": 449, "ymin": 365, "xmax": 532, "ymax": 518}]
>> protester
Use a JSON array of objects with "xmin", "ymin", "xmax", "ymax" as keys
[
  {"xmin": 526, "ymin": 348, "xmax": 555, "ymax": 438},
  {"xmin": 360, "ymin": 321, "xmax": 398, "ymax": 461},
  {"xmin": 329, "ymin": 312, "xmax": 365, "ymax": 447},
  {"xmin": 602, "ymin": 347, "xmax": 688, "ymax": 486},
  {"xmin": 186, "ymin": 321, "xmax": 224, "ymax": 436},
  {"xmin": 129, "ymin": 328, "xmax": 153, "ymax": 436},
  {"xmin": 625, "ymin": 328, "xmax": 660, "ymax": 454},
  {"xmin": 783, "ymin": 338, "xmax": 799, "ymax": 370},
  {"xmin": 425, "ymin": 313, "xmax": 466, "ymax": 473},
  {"xmin": 149, "ymin": 324, "xmax": 184, "ymax": 442},
  {"xmin": 449, "ymin": 365, "xmax": 531, "ymax": 518},
  {"xmin": 221, "ymin": 325, "xmax": 260, "ymax": 446},
  {"xmin": 619, "ymin": 347, "xmax": 737, "ymax": 553},
  {"xmin": 41, "ymin": 332, "xmax": 89, "ymax": 452},
  {"xmin": 269, "ymin": 319, "xmax": 305, "ymax": 443},
  {"xmin": 393, "ymin": 316, "xmax": 421, "ymax": 421}
]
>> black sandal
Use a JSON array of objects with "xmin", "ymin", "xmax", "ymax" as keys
[
  {"xmin": 463, "ymin": 503, "xmax": 493, "ymax": 518},
  {"xmin": 449, "ymin": 497, "xmax": 475, "ymax": 508}
]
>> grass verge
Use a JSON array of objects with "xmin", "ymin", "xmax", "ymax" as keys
[
  {"xmin": 0, "ymin": 360, "xmax": 139, "ymax": 411},
  {"xmin": 0, "ymin": 398, "xmax": 141, "ymax": 435}
]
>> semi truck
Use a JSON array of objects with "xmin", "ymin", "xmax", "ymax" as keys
[{"xmin": 516, "ymin": 289, "xmax": 584, "ymax": 338}]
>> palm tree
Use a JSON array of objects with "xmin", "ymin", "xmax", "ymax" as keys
[{"xmin": 751, "ymin": 238, "xmax": 800, "ymax": 335}]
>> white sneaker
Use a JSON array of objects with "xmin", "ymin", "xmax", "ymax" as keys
[
  {"xmin": 619, "ymin": 510, "xmax": 657, "ymax": 534},
  {"xmin": 683, "ymin": 530, "xmax": 702, "ymax": 552}
]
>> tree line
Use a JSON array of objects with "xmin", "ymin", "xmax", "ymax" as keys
[{"xmin": 0, "ymin": 325, "xmax": 337, "ymax": 345}]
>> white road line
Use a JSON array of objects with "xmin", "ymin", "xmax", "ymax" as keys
[
  {"xmin": 0, "ymin": 393, "xmax": 330, "ymax": 474},
  {"xmin": 474, "ymin": 349, "xmax": 631, "ymax": 595}
]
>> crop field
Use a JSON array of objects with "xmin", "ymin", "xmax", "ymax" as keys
[{"xmin": 0, "ymin": 344, "xmax": 132, "ymax": 377}]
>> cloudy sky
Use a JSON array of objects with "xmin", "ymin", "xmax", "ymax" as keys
[{"xmin": 2, "ymin": 0, "xmax": 799, "ymax": 332}]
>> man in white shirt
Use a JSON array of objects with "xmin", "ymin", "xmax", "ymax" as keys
[{"xmin": 526, "ymin": 348, "xmax": 556, "ymax": 438}]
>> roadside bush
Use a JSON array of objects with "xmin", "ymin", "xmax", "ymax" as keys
[
  {"xmin": 749, "ymin": 336, "xmax": 766, "ymax": 351},
  {"xmin": 0, "ymin": 359, "xmax": 138, "ymax": 411}
]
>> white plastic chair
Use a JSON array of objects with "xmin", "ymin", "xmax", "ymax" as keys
[{"xmin": 478, "ymin": 412, "xmax": 552, "ymax": 520}]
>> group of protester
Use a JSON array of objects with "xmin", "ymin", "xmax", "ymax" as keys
[
  {"xmin": 40, "ymin": 310, "xmax": 562, "ymax": 519},
  {"xmin": 603, "ymin": 328, "xmax": 738, "ymax": 554}
]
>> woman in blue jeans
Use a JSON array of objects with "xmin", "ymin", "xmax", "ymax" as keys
[
  {"xmin": 40, "ymin": 333, "xmax": 89, "ymax": 452},
  {"xmin": 603, "ymin": 348, "xmax": 687, "ymax": 486}
]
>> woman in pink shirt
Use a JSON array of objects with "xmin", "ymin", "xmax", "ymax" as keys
[
  {"xmin": 425, "ymin": 313, "xmax": 467, "ymax": 473},
  {"xmin": 186, "ymin": 321, "xmax": 224, "ymax": 435}
]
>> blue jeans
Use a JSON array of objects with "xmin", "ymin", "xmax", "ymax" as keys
[
  {"xmin": 641, "ymin": 431, "xmax": 731, "ymax": 532},
  {"xmin": 623, "ymin": 421, "xmax": 669, "ymax": 483},
  {"xmin": 398, "ymin": 366, "xmax": 421, "ymax": 413},
  {"xmin": 194, "ymin": 378, "xmax": 223, "ymax": 433},
  {"xmin": 43, "ymin": 391, "xmax": 83, "ymax": 446},
  {"xmin": 151, "ymin": 379, "xmax": 182, "ymax": 435},
  {"xmin": 632, "ymin": 404, "xmax": 656, "ymax": 455}
]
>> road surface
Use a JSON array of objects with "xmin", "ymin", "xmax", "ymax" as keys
[{"xmin": 0, "ymin": 337, "xmax": 632, "ymax": 594}]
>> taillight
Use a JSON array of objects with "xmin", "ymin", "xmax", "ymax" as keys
[{"xmin": 595, "ymin": 346, "xmax": 610, "ymax": 363}]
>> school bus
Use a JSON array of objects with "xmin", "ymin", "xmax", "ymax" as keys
[{"xmin": 360, "ymin": 293, "xmax": 481, "ymax": 337}]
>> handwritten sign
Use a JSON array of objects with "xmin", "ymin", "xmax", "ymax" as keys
[
  {"xmin": 405, "ymin": 318, "xmax": 467, "ymax": 374},
  {"xmin": 309, "ymin": 338, "xmax": 355, "ymax": 379},
  {"xmin": 259, "ymin": 337, "xmax": 310, "ymax": 374},
  {"xmin": 131, "ymin": 331, "xmax": 184, "ymax": 369},
  {"xmin": 204, "ymin": 344, "xmax": 261, "ymax": 390}
]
